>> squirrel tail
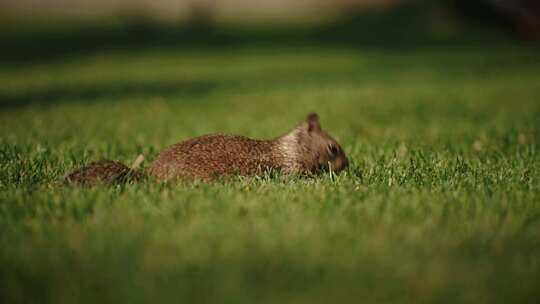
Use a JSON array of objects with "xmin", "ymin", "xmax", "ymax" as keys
[{"xmin": 65, "ymin": 154, "xmax": 146, "ymax": 186}]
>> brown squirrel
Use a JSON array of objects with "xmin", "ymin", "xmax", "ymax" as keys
[{"xmin": 65, "ymin": 113, "xmax": 348, "ymax": 185}]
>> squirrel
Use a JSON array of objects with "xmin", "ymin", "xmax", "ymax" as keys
[{"xmin": 65, "ymin": 113, "xmax": 348, "ymax": 185}]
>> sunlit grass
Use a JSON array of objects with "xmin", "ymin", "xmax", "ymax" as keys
[{"xmin": 1, "ymin": 40, "xmax": 539, "ymax": 303}]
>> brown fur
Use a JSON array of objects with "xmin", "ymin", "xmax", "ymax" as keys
[
  {"xmin": 65, "ymin": 113, "xmax": 348, "ymax": 184},
  {"xmin": 65, "ymin": 160, "xmax": 143, "ymax": 186},
  {"xmin": 146, "ymin": 134, "xmax": 281, "ymax": 180}
]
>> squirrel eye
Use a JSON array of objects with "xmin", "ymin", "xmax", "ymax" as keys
[{"xmin": 328, "ymin": 145, "xmax": 339, "ymax": 155}]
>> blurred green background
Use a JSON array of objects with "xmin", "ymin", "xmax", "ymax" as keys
[
  {"xmin": 1, "ymin": 1, "xmax": 540, "ymax": 303},
  {"xmin": 1, "ymin": 0, "xmax": 540, "ymax": 66}
]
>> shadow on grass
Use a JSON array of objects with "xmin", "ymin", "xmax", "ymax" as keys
[{"xmin": 0, "ymin": 80, "xmax": 216, "ymax": 109}]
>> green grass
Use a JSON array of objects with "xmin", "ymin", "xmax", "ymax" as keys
[{"xmin": 1, "ymin": 34, "xmax": 540, "ymax": 303}]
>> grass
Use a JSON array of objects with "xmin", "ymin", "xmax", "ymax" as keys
[{"xmin": 1, "ymin": 23, "xmax": 540, "ymax": 303}]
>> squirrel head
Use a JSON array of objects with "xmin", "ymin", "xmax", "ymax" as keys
[{"xmin": 296, "ymin": 113, "xmax": 349, "ymax": 174}]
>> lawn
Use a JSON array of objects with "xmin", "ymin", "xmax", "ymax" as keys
[{"xmin": 1, "ymin": 23, "xmax": 540, "ymax": 303}]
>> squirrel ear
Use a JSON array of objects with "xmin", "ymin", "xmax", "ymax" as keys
[{"xmin": 306, "ymin": 113, "xmax": 321, "ymax": 133}]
